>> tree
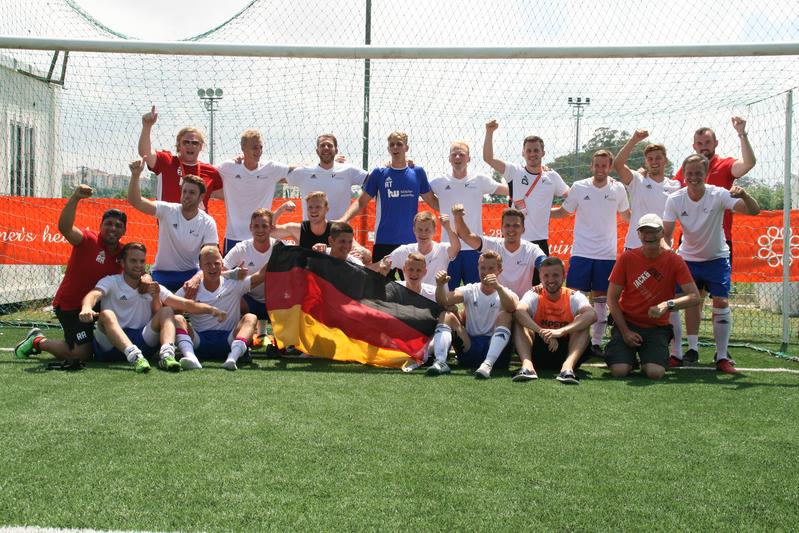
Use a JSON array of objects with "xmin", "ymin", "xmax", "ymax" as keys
[{"xmin": 547, "ymin": 128, "xmax": 673, "ymax": 186}]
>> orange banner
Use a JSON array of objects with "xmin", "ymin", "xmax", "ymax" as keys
[{"xmin": 0, "ymin": 196, "xmax": 795, "ymax": 282}]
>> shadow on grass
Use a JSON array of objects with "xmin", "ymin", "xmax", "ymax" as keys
[{"xmin": 594, "ymin": 367, "xmax": 799, "ymax": 389}]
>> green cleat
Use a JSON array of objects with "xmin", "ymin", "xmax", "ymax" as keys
[
  {"xmin": 134, "ymin": 357, "xmax": 151, "ymax": 374},
  {"xmin": 159, "ymin": 355, "xmax": 182, "ymax": 372},
  {"xmin": 14, "ymin": 328, "xmax": 43, "ymax": 359}
]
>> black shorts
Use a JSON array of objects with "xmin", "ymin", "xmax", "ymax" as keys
[
  {"xmin": 605, "ymin": 323, "xmax": 673, "ymax": 368},
  {"xmin": 54, "ymin": 307, "xmax": 95, "ymax": 349},
  {"xmin": 531, "ymin": 334, "xmax": 589, "ymax": 370}
]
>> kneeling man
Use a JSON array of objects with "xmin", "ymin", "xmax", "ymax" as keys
[
  {"xmin": 606, "ymin": 214, "xmax": 701, "ymax": 379},
  {"xmin": 514, "ymin": 257, "xmax": 596, "ymax": 384}
]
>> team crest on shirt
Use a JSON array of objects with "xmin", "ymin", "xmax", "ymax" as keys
[
  {"xmin": 681, "ymin": 210, "xmax": 689, "ymax": 216},
  {"xmin": 235, "ymin": 174, "xmax": 242, "ymax": 179},
  {"xmin": 248, "ymin": 261, "xmax": 255, "ymax": 267},
  {"xmin": 521, "ymin": 176, "xmax": 529, "ymax": 185},
  {"xmin": 445, "ymin": 185, "xmax": 452, "ymax": 190},
  {"xmin": 583, "ymin": 195, "xmax": 591, "ymax": 200},
  {"xmin": 646, "ymin": 183, "xmax": 653, "ymax": 189},
  {"xmin": 120, "ymin": 295, "xmax": 128, "ymax": 301},
  {"xmin": 172, "ymin": 223, "xmax": 178, "ymax": 228},
  {"xmin": 310, "ymin": 174, "xmax": 318, "ymax": 179},
  {"xmin": 95, "ymin": 250, "xmax": 105, "ymax": 264},
  {"xmin": 385, "ymin": 177, "xmax": 393, "ymax": 188}
]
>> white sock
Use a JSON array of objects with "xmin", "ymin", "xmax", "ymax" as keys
[
  {"xmin": 687, "ymin": 334, "xmax": 699, "ymax": 351},
  {"xmin": 712, "ymin": 307, "xmax": 732, "ymax": 360},
  {"xmin": 227, "ymin": 339, "xmax": 247, "ymax": 363},
  {"xmin": 484, "ymin": 326, "xmax": 511, "ymax": 367},
  {"xmin": 176, "ymin": 333, "xmax": 196, "ymax": 359},
  {"xmin": 123, "ymin": 344, "xmax": 143, "ymax": 364},
  {"xmin": 670, "ymin": 311, "xmax": 683, "ymax": 359},
  {"xmin": 592, "ymin": 297, "xmax": 607, "ymax": 346},
  {"xmin": 159, "ymin": 343, "xmax": 175, "ymax": 360},
  {"xmin": 433, "ymin": 324, "xmax": 452, "ymax": 364}
]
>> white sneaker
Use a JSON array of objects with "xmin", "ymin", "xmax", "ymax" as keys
[
  {"xmin": 179, "ymin": 355, "xmax": 202, "ymax": 370},
  {"xmin": 426, "ymin": 361, "xmax": 451, "ymax": 376},
  {"xmin": 222, "ymin": 359, "xmax": 238, "ymax": 371},
  {"xmin": 474, "ymin": 362, "xmax": 492, "ymax": 379}
]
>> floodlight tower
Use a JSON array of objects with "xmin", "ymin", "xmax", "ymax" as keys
[
  {"xmin": 568, "ymin": 96, "xmax": 591, "ymax": 181},
  {"xmin": 198, "ymin": 87, "xmax": 223, "ymax": 164}
]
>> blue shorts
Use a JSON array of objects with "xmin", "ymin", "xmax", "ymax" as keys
[
  {"xmin": 566, "ymin": 256, "xmax": 615, "ymax": 293},
  {"xmin": 192, "ymin": 329, "xmax": 233, "ymax": 360},
  {"xmin": 243, "ymin": 293, "xmax": 269, "ymax": 320},
  {"xmin": 224, "ymin": 238, "xmax": 241, "ymax": 256},
  {"xmin": 683, "ymin": 257, "xmax": 731, "ymax": 298},
  {"xmin": 151, "ymin": 269, "xmax": 199, "ymax": 293},
  {"xmin": 457, "ymin": 334, "xmax": 512, "ymax": 370},
  {"xmin": 93, "ymin": 327, "xmax": 157, "ymax": 363},
  {"xmin": 447, "ymin": 249, "xmax": 480, "ymax": 289}
]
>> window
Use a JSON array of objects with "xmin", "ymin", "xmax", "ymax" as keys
[{"xmin": 9, "ymin": 121, "xmax": 35, "ymax": 196}]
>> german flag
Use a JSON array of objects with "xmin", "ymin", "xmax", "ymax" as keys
[{"xmin": 265, "ymin": 243, "xmax": 442, "ymax": 368}]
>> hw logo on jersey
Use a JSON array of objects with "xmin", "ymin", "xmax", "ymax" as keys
[{"xmin": 95, "ymin": 250, "xmax": 106, "ymax": 264}]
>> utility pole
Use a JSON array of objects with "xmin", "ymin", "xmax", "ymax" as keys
[
  {"xmin": 198, "ymin": 87, "xmax": 223, "ymax": 164},
  {"xmin": 568, "ymin": 96, "xmax": 591, "ymax": 181}
]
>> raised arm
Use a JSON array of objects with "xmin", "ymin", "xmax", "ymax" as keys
[
  {"xmin": 138, "ymin": 105, "xmax": 158, "ymax": 168},
  {"xmin": 272, "ymin": 200, "xmax": 295, "ymax": 225},
  {"xmin": 613, "ymin": 129, "xmax": 649, "ymax": 186},
  {"xmin": 339, "ymin": 190, "xmax": 373, "ymax": 222},
  {"xmin": 58, "ymin": 184, "xmax": 93, "ymax": 246},
  {"xmin": 483, "ymin": 120, "xmax": 506, "ymax": 175},
  {"xmin": 730, "ymin": 117, "xmax": 756, "ymax": 178},
  {"xmin": 435, "ymin": 270, "xmax": 463, "ymax": 307},
  {"xmin": 730, "ymin": 185, "xmax": 760, "ymax": 215},
  {"xmin": 127, "ymin": 159, "xmax": 157, "ymax": 216},
  {"xmin": 270, "ymin": 222, "xmax": 301, "ymax": 242},
  {"xmin": 451, "ymin": 204, "xmax": 482, "ymax": 250},
  {"xmin": 421, "ymin": 190, "xmax": 440, "ymax": 213},
  {"xmin": 440, "ymin": 214, "xmax": 461, "ymax": 259}
]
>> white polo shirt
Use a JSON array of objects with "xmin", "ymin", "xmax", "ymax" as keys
[
  {"xmin": 153, "ymin": 202, "xmax": 219, "ymax": 272},
  {"xmin": 430, "ymin": 173, "xmax": 501, "ymax": 250},
  {"xmin": 663, "ymin": 185, "xmax": 739, "ymax": 261},
  {"xmin": 95, "ymin": 274, "xmax": 172, "ymax": 330},
  {"xmin": 503, "ymin": 162, "xmax": 569, "ymax": 242},
  {"xmin": 562, "ymin": 178, "xmax": 629, "ymax": 260}
]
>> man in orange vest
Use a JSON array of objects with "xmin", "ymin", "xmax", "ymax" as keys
[{"xmin": 513, "ymin": 256, "xmax": 596, "ymax": 384}]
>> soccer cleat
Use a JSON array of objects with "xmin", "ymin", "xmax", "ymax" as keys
[
  {"xmin": 474, "ymin": 362, "xmax": 492, "ymax": 380},
  {"xmin": 556, "ymin": 370, "xmax": 580, "ymax": 384},
  {"xmin": 14, "ymin": 327, "xmax": 43, "ymax": 359},
  {"xmin": 683, "ymin": 349, "xmax": 699, "ymax": 364},
  {"xmin": 590, "ymin": 344, "xmax": 604, "ymax": 359},
  {"xmin": 512, "ymin": 367, "xmax": 538, "ymax": 382},
  {"xmin": 668, "ymin": 356, "xmax": 683, "ymax": 368},
  {"xmin": 134, "ymin": 357, "xmax": 151, "ymax": 374},
  {"xmin": 239, "ymin": 349, "xmax": 253, "ymax": 365},
  {"xmin": 222, "ymin": 358, "xmax": 238, "ymax": 371},
  {"xmin": 179, "ymin": 356, "xmax": 202, "ymax": 370},
  {"xmin": 426, "ymin": 361, "xmax": 451, "ymax": 376},
  {"xmin": 716, "ymin": 358, "xmax": 737, "ymax": 374},
  {"xmin": 159, "ymin": 355, "xmax": 182, "ymax": 372}
]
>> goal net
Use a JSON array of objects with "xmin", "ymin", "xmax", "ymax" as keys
[{"xmin": 1, "ymin": 0, "xmax": 798, "ymax": 351}]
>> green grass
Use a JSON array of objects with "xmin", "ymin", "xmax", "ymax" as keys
[{"xmin": 1, "ymin": 327, "xmax": 798, "ymax": 532}]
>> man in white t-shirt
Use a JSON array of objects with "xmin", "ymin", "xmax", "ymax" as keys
[
  {"xmin": 79, "ymin": 243, "xmax": 225, "ymax": 373},
  {"xmin": 663, "ymin": 154, "xmax": 760, "ymax": 373},
  {"xmin": 216, "ymin": 129, "xmax": 290, "ymax": 254},
  {"xmin": 174, "ymin": 245, "xmax": 269, "ymax": 371},
  {"xmin": 127, "ymin": 159, "xmax": 219, "ymax": 293},
  {"xmin": 551, "ymin": 150, "xmax": 630, "ymax": 355},
  {"xmin": 433, "ymin": 250, "xmax": 517, "ymax": 379},
  {"xmin": 513, "ymin": 257, "xmax": 596, "ymax": 384},
  {"xmin": 613, "ymin": 129, "xmax": 683, "ymax": 353},
  {"xmin": 288, "ymin": 134, "xmax": 368, "ymax": 221},
  {"xmin": 483, "ymin": 120, "xmax": 569, "ymax": 285},
  {"xmin": 431, "ymin": 140, "xmax": 508, "ymax": 288},
  {"xmin": 388, "ymin": 211, "xmax": 459, "ymax": 286},
  {"xmin": 313, "ymin": 222, "xmax": 391, "ymax": 274},
  {"xmin": 453, "ymin": 205, "xmax": 547, "ymax": 299}
]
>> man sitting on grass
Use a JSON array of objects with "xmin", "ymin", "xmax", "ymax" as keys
[
  {"xmin": 78, "ymin": 242, "xmax": 226, "ymax": 373},
  {"xmin": 174, "ymin": 245, "xmax": 268, "ymax": 371},
  {"xmin": 513, "ymin": 256, "xmax": 596, "ymax": 384},
  {"xmin": 433, "ymin": 250, "xmax": 517, "ymax": 379},
  {"xmin": 606, "ymin": 214, "xmax": 701, "ymax": 380}
]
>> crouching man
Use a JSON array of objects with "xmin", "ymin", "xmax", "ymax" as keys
[
  {"xmin": 174, "ymin": 245, "xmax": 268, "ymax": 371},
  {"xmin": 513, "ymin": 257, "xmax": 596, "ymax": 384},
  {"xmin": 606, "ymin": 214, "xmax": 701, "ymax": 380},
  {"xmin": 79, "ymin": 242, "xmax": 225, "ymax": 373}
]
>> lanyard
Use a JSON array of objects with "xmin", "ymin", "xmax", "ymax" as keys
[{"xmin": 523, "ymin": 170, "xmax": 543, "ymax": 198}]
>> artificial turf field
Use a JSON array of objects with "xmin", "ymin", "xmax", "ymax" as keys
[{"xmin": 1, "ymin": 326, "xmax": 798, "ymax": 532}]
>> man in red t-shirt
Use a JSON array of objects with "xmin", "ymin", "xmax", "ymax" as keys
[
  {"xmin": 605, "ymin": 214, "xmax": 701, "ymax": 380},
  {"xmin": 138, "ymin": 105, "xmax": 223, "ymax": 209},
  {"xmin": 14, "ymin": 185, "xmax": 127, "ymax": 362},
  {"xmin": 673, "ymin": 117, "xmax": 756, "ymax": 263}
]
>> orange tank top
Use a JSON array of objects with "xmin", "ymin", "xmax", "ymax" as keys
[{"xmin": 533, "ymin": 288, "xmax": 575, "ymax": 329}]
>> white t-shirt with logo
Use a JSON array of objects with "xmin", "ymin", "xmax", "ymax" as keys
[
  {"xmin": 430, "ymin": 173, "xmax": 500, "ymax": 250},
  {"xmin": 223, "ymin": 238, "xmax": 276, "ymax": 303},
  {"xmin": 288, "ymin": 163, "xmax": 367, "ymax": 220},
  {"xmin": 480, "ymin": 236, "xmax": 547, "ymax": 298},
  {"xmin": 177, "ymin": 277, "xmax": 251, "ymax": 333},
  {"xmin": 503, "ymin": 163, "xmax": 569, "ymax": 241},
  {"xmin": 95, "ymin": 274, "xmax": 172, "ymax": 330},
  {"xmin": 217, "ymin": 159, "xmax": 290, "ymax": 241},
  {"xmin": 663, "ymin": 185, "xmax": 739, "ymax": 261},
  {"xmin": 389, "ymin": 241, "xmax": 453, "ymax": 286},
  {"xmin": 397, "ymin": 280, "xmax": 437, "ymax": 302},
  {"xmin": 624, "ymin": 171, "xmax": 681, "ymax": 248},
  {"xmin": 154, "ymin": 202, "xmax": 219, "ymax": 272},
  {"xmin": 561, "ymin": 178, "xmax": 629, "ymax": 260},
  {"xmin": 457, "ymin": 282, "xmax": 503, "ymax": 337}
]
